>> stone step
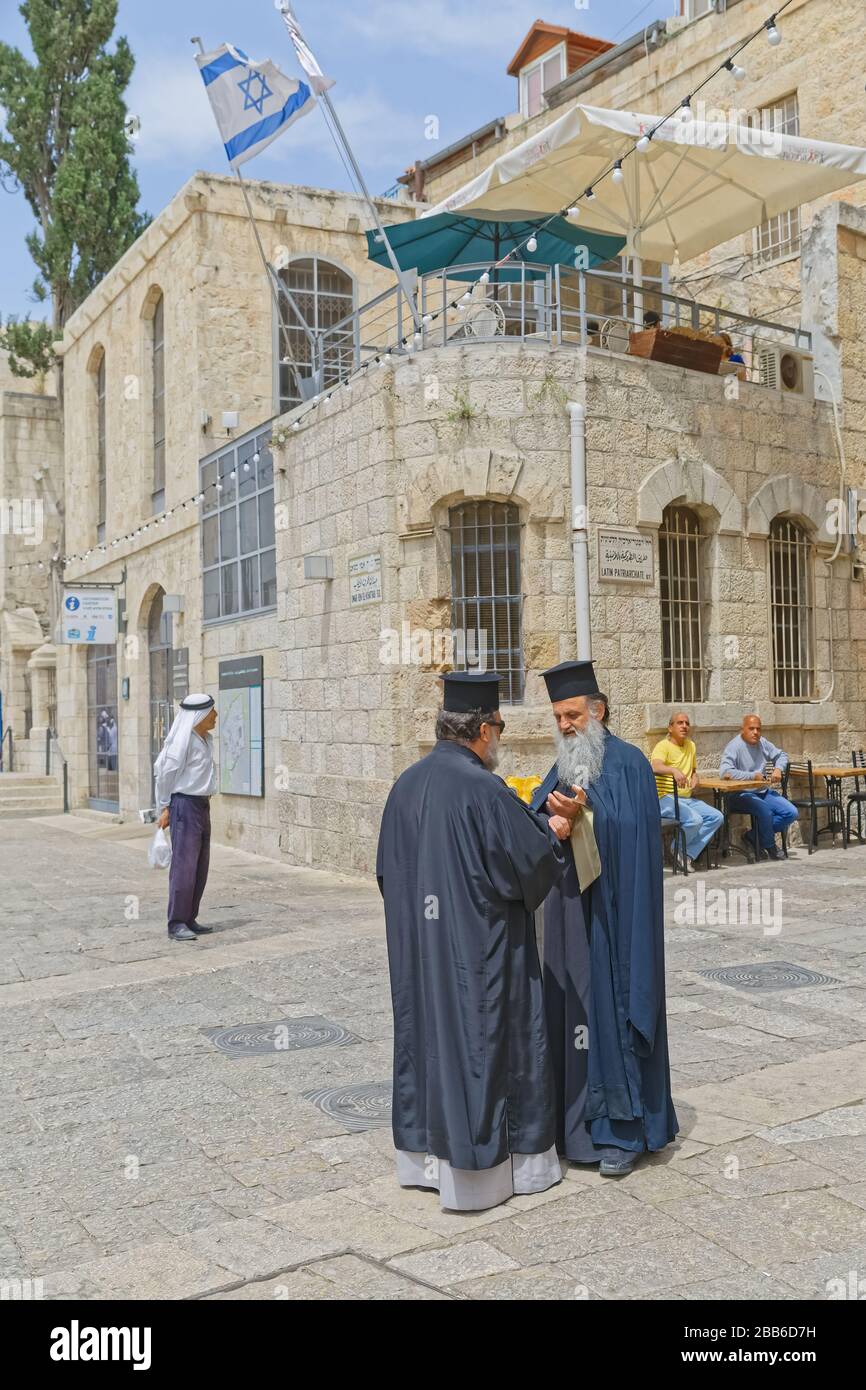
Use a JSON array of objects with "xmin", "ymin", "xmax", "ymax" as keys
[{"xmin": 0, "ymin": 795, "xmax": 65, "ymax": 809}]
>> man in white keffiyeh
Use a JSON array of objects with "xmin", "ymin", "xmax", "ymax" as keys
[{"xmin": 154, "ymin": 693, "xmax": 217, "ymax": 942}]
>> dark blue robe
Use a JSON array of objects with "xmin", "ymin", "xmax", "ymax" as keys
[
  {"xmin": 531, "ymin": 731, "xmax": 678, "ymax": 1156},
  {"xmin": 377, "ymin": 740, "xmax": 565, "ymax": 1171}
]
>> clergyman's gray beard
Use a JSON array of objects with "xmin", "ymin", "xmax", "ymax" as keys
[
  {"xmin": 555, "ymin": 719, "xmax": 605, "ymax": 788},
  {"xmin": 484, "ymin": 741, "xmax": 500, "ymax": 771}
]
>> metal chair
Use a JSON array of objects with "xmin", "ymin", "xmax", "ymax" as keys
[
  {"xmin": 846, "ymin": 750, "xmax": 866, "ymax": 844},
  {"xmin": 656, "ymin": 774, "xmax": 688, "ymax": 875},
  {"xmin": 782, "ymin": 761, "xmax": 839, "ymax": 855}
]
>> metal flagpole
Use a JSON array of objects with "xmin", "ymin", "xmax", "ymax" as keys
[{"xmin": 274, "ymin": 0, "xmax": 422, "ymax": 332}]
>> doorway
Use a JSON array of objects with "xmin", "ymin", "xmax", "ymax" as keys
[{"xmin": 87, "ymin": 644, "xmax": 119, "ymax": 810}]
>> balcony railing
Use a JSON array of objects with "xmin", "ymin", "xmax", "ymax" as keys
[{"xmin": 287, "ymin": 260, "xmax": 812, "ymax": 404}]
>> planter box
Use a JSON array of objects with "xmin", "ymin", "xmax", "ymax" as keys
[{"xmin": 628, "ymin": 327, "xmax": 724, "ymax": 375}]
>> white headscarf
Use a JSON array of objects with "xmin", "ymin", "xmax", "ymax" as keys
[{"xmin": 153, "ymin": 693, "xmax": 214, "ymax": 782}]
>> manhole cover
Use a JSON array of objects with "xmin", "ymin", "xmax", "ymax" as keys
[
  {"xmin": 303, "ymin": 1081, "xmax": 392, "ymax": 1132},
  {"xmin": 203, "ymin": 1015, "xmax": 361, "ymax": 1057},
  {"xmin": 698, "ymin": 963, "xmax": 840, "ymax": 991}
]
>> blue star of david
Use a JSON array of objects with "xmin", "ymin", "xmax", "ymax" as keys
[{"xmin": 238, "ymin": 68, "xmax": 272, "ymax": 115}]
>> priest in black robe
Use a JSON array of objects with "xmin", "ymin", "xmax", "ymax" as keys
[
  {"xmin": 530, "ymin": 661, "xmax": 678, "ymax": 1175},
  {"xmin": 376, "ymin": 671, "xmax": 566, "ymax": 1211}
]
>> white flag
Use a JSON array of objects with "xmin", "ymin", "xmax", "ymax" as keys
[
  {"xmin": 274, "ymin": 0, "xmax": 335, "ymax": 95},
  {"xmin": 196, "ymin": 43, "xmax": 315, "ymax": 170}
]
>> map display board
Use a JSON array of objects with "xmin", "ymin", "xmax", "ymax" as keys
[{"xmin": 218, "ymin": 656, "xmax": 264, "ymax": 797}]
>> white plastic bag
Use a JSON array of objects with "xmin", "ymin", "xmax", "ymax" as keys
[{"xmin": 148, "ymin": 826, "xmax": 172, "ymax": 870}]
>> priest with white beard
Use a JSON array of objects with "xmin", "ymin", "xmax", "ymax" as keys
[{"xmin": 530, "ymin": 661, "xmax": 678, "ymax": 1175}]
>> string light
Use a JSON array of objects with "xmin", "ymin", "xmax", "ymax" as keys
[
  {"xmin": 676, "ymin": 97, "xmax": 692, "ymax": 121},
  {"xmin": 765, "ymin": 16, "xmax": 781, "ymax": 45},
  {"xmin": 611, "ymin": 161, "xmax": 624, "ymax": 184},
  {"xmin": 725, "ymin": 58, "xmax": 746, "ymax": 80}
]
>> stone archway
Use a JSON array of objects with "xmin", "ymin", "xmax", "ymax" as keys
[
  {"xmin": 746, "ymin": 476, "xmax": 834, "ymax": 543},
  {"xmin": 637, "ymin": 459, "xmax": 743, "ymax": 534}
]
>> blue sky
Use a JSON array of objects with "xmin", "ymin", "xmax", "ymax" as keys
[{"xmin": 0, "ymin": 0, "xmax": 673, "ymax": 320}]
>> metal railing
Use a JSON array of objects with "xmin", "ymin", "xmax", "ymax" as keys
[
  {"xmin": 296, "ymin": 260, "xmax": 810, "ymax": 401},
  {"xmin": 0, "ymin": 726, "xmax": 12, "ymax": 773}
]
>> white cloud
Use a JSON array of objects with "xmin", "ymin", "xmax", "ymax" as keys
[
  {"xmin": 340, "ymin": 0, "xmax": 585, "ymax": 63},
  {"xmin": 127, "ymin": 55, "xmax": 222, "ymax": 165}
]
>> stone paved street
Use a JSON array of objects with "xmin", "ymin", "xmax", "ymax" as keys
[{"xmin": 2, "ymin": 812, "xmax": 866, "ymax": 1301}]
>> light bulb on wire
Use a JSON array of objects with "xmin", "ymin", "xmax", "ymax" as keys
[
  {"xmin": 526, "ymin": 235, "xmax": 538, "ymax": 253},
  {"xmin": 725, "ymin": 58, "xmax": 746, "ymax": 80},
  {"xmin": 765, "ymin": 18, "xmax": 781, "ymax": 45},
  {"xmin": 611, "ymin": 160, "xmax": 624, "ymax": 184},
  {"xmin": 676, "ymin": 97, "xmax": 692, "ymax": 121},
  {"xmin": 636, "ymin": 133, "xmax": 651, "ymax": 153}
]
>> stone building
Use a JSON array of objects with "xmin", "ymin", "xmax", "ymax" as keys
[{"xmin": 53, "ymin": 173, "xmax": 414, "ymax": 851}]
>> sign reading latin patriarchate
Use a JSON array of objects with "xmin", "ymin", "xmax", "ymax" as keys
[
  {"xmin": 61, "ymin": 589, "xmax": 117, "ymax": 643},
  {"xmin": 218, "ymin": 656, "xmax": 264, "ymax": 798},
  {"xmin": 597, "ymin": 528, "xmax": 655, "ymax": 584},
  {"xmin": 349, "ymin": 552, "xmax": 382, "ymax": 606}
]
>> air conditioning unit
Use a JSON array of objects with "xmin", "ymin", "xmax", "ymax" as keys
[{"xmin": 754, "ymin": 342, "xmax": 814, "ymax": 399}]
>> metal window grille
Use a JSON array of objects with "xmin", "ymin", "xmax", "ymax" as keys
[
  {"xmin": 754, "ymin": 96, "xmax": 801, "ymax": 264},
  {"xmin": 200, "ymin": 423, "xmax": 276, "ymax": 623},
  {"xmin": 769, "ymin": 516, "xmax": 814, "ymax": 699},
  {"xmin": 659, "ymin": 505, "xmax": 704, "ymax": 703},
  {"xmin": 152, "ymin": 295, "xmax": 166, "ymax": 501},
  {"xmin": 449, "ymin": 500, "xmax": 524, "ymax": 703},
  {"xmin": 278, "ymin": 257, "xmax": 355, "ymax": 413},
  {"xmin": 96, "ymin": 354, "xmax": 106, "ymax": 539}
]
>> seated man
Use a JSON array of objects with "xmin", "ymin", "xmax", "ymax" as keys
[
  {"xmin": 720, "ymin": 714, "xmax": 799, "ymax": 861},
  {"xmin": 651, "ymin": 712, "xmax": 723, "ymax": 866}
]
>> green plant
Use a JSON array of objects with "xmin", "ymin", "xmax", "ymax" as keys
[
  {"xmin": 530, "ymin": 367, "xmax": 568, "ymax": 410},
  {"xmin": 446, "ymin": 388, "xmax": 479, "ymax": 425}
]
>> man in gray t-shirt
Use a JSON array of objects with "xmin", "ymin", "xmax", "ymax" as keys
[{"xmin": 720, "ymin": 714, "xmax": 799, "ymax": 860}]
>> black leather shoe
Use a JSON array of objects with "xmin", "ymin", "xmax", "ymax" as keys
[
  {"xmin": 599, "ymin": 1153, "xmax": 638, "ymax": 1177},
  {"xmin": 766, "ymin": 846, "xmax": 783, "ymax": 861},
  {"xmin": 189, "ymin": 921, "xmax": 213, "ymax": 934},
  {"xmin": 169, "ymin": 926, "xmax": 197, "ymax": 941}
]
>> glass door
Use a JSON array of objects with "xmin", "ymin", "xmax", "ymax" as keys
[{"xmin": 87, "ymin": 644, "xmax": 119, "ymax": 809}]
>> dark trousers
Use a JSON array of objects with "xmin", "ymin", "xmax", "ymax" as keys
[
  {"xmin": 167, "ymin": 793, "xmax": 211, "ymax": 935},
  {"xmin": 726, "ymin": 788, "xmax": 799, "ymax": 849}
]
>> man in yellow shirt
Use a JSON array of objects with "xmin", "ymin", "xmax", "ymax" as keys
[{"xmin": 650, "ymin": 712, "xmax": 723, "ymax": 866}]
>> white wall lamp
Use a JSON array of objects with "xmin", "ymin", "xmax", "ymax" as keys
[{"xmin": 303, "ymin": 555, "xmax": 333, "ymax": 580}]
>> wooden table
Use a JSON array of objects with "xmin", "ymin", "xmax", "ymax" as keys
[{"xmin": 696, "ymin": 776, "xmax": 774, "ymax": 864}]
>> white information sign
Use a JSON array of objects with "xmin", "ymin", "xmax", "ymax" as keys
[
  {"xmin": 61, "ymin": 589, "xmax": 117, "ymax": 643},
  {"xmin": 597, "ymin": 529, "xmax": 655, "ymax": 584},
  {"xmin": 349, "ymin": 552, "xmax": 382, "ymax": 606}
]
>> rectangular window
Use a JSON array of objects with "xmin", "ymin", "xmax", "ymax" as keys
[
  {"xmin": 659, "ymin": 506, "xmax": 705, "ymax": 704},
  {"xmin": 769, "ymin": 517, "xmax": 814, "ymax": 699},
  {"xmin": 450, "ymin": 500, "xmax": 524, "ymax": 703},
  {"xmin": 152, "ymin": 295, "xmax": 166, "ymax": 510},
  {"xmin": 520, "ymin": 45, "xmax": 564, "ymax": 119},
  {"xmin": 754, "ymin": 96, "xmax": 800, "ymax": 264},
  {"xmin": 200, "ymin": 425, "xmax": 276, "ymax": 622}
]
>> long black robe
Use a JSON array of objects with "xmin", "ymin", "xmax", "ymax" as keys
[
  {"xmin": 376, "ymin": 740, "xmax": 565, "ymax": 1171},
  {"xmin": 531, "ymin": 730, "xmax": 678, "ymax": 1157}
]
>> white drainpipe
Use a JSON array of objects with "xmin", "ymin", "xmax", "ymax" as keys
[{"xmin": 567, "ymin": 401, "xmax": 592, "ymax": 660}]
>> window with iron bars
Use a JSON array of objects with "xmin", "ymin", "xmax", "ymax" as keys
[
  {"xmin": 277, "ymin": 257, "xmax": 355, "ymax": 414},
  {"xmin": 769, "ymin": 516, "xmax": 814, "ymax": 700},
  {"xmin": 152, "ymin": 294, "xmax": 166, "ymax": 512},
  {"xmin": 449, "ymin": 500, "xmax": 524, "ymax": 703},
  {"xmin": 96, "ymin": 352, "xmax": 106, "ymax": 543},
  {"xmin": 753, "ymin": 95, "xmax": 800, "ymax": 265},
  {"xmin": 659, "ymin": 505, "xmax": 705, "ymax": 704}
]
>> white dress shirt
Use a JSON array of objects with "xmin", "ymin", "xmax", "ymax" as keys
[{"xmin": 156, "ymin": 731, "xmax": 216, "ymax": 811}]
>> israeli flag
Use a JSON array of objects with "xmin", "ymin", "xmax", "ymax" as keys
[{"xmin": 196, "ymin": 43, "xmax": 314, "ymax": 169}]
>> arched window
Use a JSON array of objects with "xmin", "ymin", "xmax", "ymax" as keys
[
  {"xmin": 769, "ymin": 516, "xmax": 814, "ymax": 699},
  {"xmin": 94, "ymin": 349, "xmax": 107, "ymax": 542},
  {"xmin": 659, "ymin": 504, "xmax": 704, "ymax": 703},
  {"xmin": 449, "ymin": 500, "xmax": 524, "ymax": 703},
  {"xmin": 151, "ymin": 293, "xmax": 165, "ymax": 510},
  {"xmin": 277, "ymin": 257, "xmax": 354, "ymax": 412}
]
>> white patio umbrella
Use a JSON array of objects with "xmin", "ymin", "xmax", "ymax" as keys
[{"xmin": 425, "ymin": 103, "xmax": 866, "ymax": 281}]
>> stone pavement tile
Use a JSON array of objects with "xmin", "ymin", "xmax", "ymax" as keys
[
  {"xmin": 700, "ymin": 1025, "xmax": 808, "ymax": 1052},
  {"xmin": 59, "ymin": 1160, "xmax": 240, "ymax": 1216},
  {"xmin": 479, "ymin": 1189, "xmax": 681, "ymax": 1266},
  {"xmin": 759, "ymin": 1104, "xmax": 866, "ymax": 1145},
  {"xmin": 11, "ymin": 1055, "xmax": 165, "ymax": 1101},
  {"xmin": 673, "ymin": 1108, "xmax": 755, "ymax": 1147},
  {"xmin": 672, "ymin": 1269, "xmax": 802, "ymax": 1300},
  {"xmin": 208, "ymin": 1254, "xmax": 451, "ymax": 1301},
  {"xmin": 764, "ymin": 1245, "xmax": 866, "ymax": 1300},
  {"xmin": 346, "ymin": 1173, "xmax": 522, "ymax": 1238},
  {"xmin": 389, "ymin": 1239, "xmax": 518, "ymax": 1287},
  {"xmin": 561, "ymin": 1229, "xmax": 747, "ymax": 1299},
  {"xmin": 669, "ymin": 1158, "xmax": 835, "ymax": 1201},
  {"xmin": 826, "ymin": 1183, "xmax": 866, "ymax": 1213},
  {"xmin": 150, "ymin": 1196, "xmax": 246, "ymax": 1236},
  {"xmin": 183, "ymin": 1216, "xmax": 328, "ymax": 1281},
  {"xmin": 77, "ymin": 1205, "xmax": 171, "ymax": 1254},
  {"xmin": 209, "ymin": 1186, "xmax": 288, "ymax": 1221},
  {"xmin": 603, "ymin": 1163, "xmax": 711, "ymax": 1204},
  {"xmin": 263, "ymin": 1191, "xmax": 439, "ymax": 1259},
  {"xmin": 679, "ymin": 1135, "xmax": 796, "ymax": 1173},
  {"xmin": 774, "ymin": 1136, "xmax": 866, "ymax": 1179},
  {"xmin": 689, "ymin": 1000, "xmax": 835, "ymax": 1038},
  {"xmin": 659, "ymin": 1189, "xmax": 866, "ymax": 1268},
  {"xmin": 455, "ymin": 1263, "xmax": 594, "ymax": 1300},
  {"xmin": 25, "ymin": 1075, "xmax": 242, "ymax": 1130},
  {"xmin": 61, "ymin": 1239, "xmax": 236, "ymax": 1300},
  {"xmin": 674, "ymin": 1042, "xmax": 866, "ymax": 1127},
  {"xmin": 40, "ymin": 1268, "xmax": 108, "ymax": 1300}
]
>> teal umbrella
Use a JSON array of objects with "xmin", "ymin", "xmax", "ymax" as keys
[{"xmin": 366, "ymin": 210, "xmax": 625, "ymax": 281}]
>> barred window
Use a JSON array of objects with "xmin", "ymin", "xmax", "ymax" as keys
[
  {"xmin": 201, "ymin": 424, "xmax": 276, "ymax": 623},
  {"xmin": 277, "ymin": 257, "xmax": 354, "ymax": 413},
  {"xmin": 769, "ymin": 516, "xmax": 814, "ymax": 699},
  {"xmin": 753, "ymin": 96, "xmax": 800, "ymax": 264},
  {"xmin": 96, "ymin": 351, "xmax": 106, "ymax": 543},
  {"xmin": 449, "ymin": 500, "xmax": 524, "ymax": 703},
  {"xmin": 152, "ymin": 294, "xmax": 166, "ymax": 510},
  {"xmin": 659, "ymin": 505, "xmax": 704, "ymax": 704}
]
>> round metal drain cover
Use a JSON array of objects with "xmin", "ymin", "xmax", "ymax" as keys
[
  {"xmin": 204, "ymin": 1015, "xmax": 360, "ymax": 1057},
  {"xmin": 698, "ymin": 962, "xmax": 839, "ymax": 991},
  {"xmin": 303, "ymin": 1081, "xmax": 392, "ymax": 1132}
]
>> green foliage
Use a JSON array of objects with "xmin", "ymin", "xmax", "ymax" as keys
[
  {"xmin": 0, "ymin": 0, "xmax": 150, "ymax": 376},
  {"xmin": 446, "ymin": 388, "xmax": 478, "ymax": 424},
  {"xmin": 0, "ymin": 315, "xmax": 55, "ymax": 377}
]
